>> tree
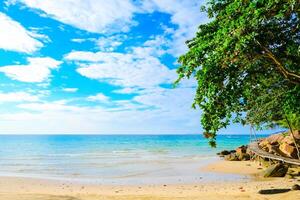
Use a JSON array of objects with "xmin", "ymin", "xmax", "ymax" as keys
[{"xmin": 176, "ymin": 0, "xmax": 300, "ymax": 147}]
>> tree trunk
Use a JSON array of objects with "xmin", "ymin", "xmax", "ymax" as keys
[{"xmin": 285, "ymin": 116, "xmax": 300, "ymax": 160}]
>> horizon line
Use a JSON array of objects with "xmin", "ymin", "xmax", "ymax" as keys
[{"xmin": 0, "ymin": 133, "xmax": 274, "ymax": 136}]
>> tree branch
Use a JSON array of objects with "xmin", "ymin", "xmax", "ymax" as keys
[{"xmin": 257, "ymin": 42, "xmax": 300, "ymax": 84}]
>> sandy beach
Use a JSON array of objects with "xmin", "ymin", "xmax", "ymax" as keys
[{"xmin": 1, "ymin": 160, "xmax": 299, "ymax": 200}]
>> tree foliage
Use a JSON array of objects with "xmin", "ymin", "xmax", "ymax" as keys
[{"xmin": 176, "ymin": 0, "xmax": 300, "ymax": 147}]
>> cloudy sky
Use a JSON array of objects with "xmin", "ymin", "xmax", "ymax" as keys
[{"xmin": 0, "ymin": 0, "xmax": 263, "ymax": 135}]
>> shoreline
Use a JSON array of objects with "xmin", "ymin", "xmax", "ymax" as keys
[{"xmin": 1, "ymin": 160, "xmax": 299, "ymax": 200}]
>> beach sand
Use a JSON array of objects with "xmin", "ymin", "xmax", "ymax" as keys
[
  {"xmin": 0, "ymin": 160, "xmax": 299, "ymax": 200},
  {"xmin": 201, "ymin": 160, "xmax": 263, "ymax": 176}
]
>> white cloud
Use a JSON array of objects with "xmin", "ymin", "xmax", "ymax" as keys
[
  {"xmin": 65, "ymin": 35, "xmax": 176, "ymax": 89},
  {"xmin": 96, "ymin": 35, "xmax": 124, "ymax": 52},
  {"xmin": 0, "ymin": 94, "xmax": 201, "ymax": 134},
  {"xmin": 0, "ymin": 91, "xmax": 40, "ymax": 103},
  {"xmin": 0, "ymin": 90, "xmax": 263, "ymax": 134},
  {"xmin": 6, "ymin": 0, "xmax": 207, "ymax": 56},
  {"xmin": 17, "ymin": 100, "xmax": 84, "ymax": 112},
  {"xmin": 140, "ymin": 0, "xmax": 208, "ymax": 56},
  {"xmin": 8, "ymin": 0, "xmax": 207, "ymax": 56},
  {"xmin": 87, "ymin": 93, "xmax": 110, "ymax": 102},
  {"xmin": 11, "ymin": 0, "xmax": 137, "ymax": 33},
  {"xmin": 132, "ymin": 35, "xmax": 169, "ymax": 57},
  {"xmin": 0, "ymin": 57, "xmax": 62, "ymax": 83},
  {"xmin": 113, "ymin": 87, "xmax": 140, "ymax": 94},
  {"xmin": 28, "ymin": 27, "xmax": 51, "ymax": 43},
  {"xmin": 65, "ymin": 49, "xmax": 176, "ymax": 88},
  {"xmin": 71, "ymin": 35, "xmax": 125, "ymax": 52},
  {"xmin": 134, "ymin": 87, "xmax": 195, "ymax": 110},
  {"xmin": 0, "ymin": 12, "xmax": 43, "ymax": 53},
  {"xmin": 98, "ymin": 41, "xmax": 121, "ymax": 51},
  {"xmin": 71, "ymin": 38, "xmax": 87, "ymax": 43},
  {"xmin": 62, "ymin": 88, "xmax": 78, "ymax": 93}
]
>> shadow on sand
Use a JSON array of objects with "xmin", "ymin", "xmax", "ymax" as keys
[{"xmin": 258, "ymin": 188, "xmax": 291, "ymax": 195}]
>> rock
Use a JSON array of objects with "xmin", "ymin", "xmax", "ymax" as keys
[
  {"xmin": 266, "ymin": 133, "xmax": 285, "ymax": 145},
  {"xmin": 236, "ymin": 145, "xmax": 247, "ymax": 156},
  {"xmin": 263, "ymin": 163, "xmax": 288, "ymax": 177},
  {"xmin": 246, "ymin": 147, "xmax": 252, "ymax": 155},
  {"xmin": 281, "ymin": 136, "xmax": 295, "ymax": 145},
  {"xmin": 238, "ymin": 153, "xmax": 250, "ymax": 161},
  {"xmin": 217, "ymin": 150, "xmax": 231, "ymax": 157},
  {"xmin": 230, "ymin": 150, "xmax": 236, "ymax": 154},
  {"xmin": 265, "ymin": 144, "xmax": 278, "ymax": 153},
  {"xmin": 289, "ymin": 130, "xmax": 300, "ymax": 140},
  {"xmin": 288, "ymin": 167, "xmax": 300, "ymax": 176},
  {"xmin": 224, "ymin": 153, "xmax": 239, "ymax": 161},
  {"xmin": 286, "ymin": 167, "xmax": 300, "ymax": 179},
  {"xmin": 266, "ymin": 144, "xmax": 288, "ymax": 157},
  {"xmin": 291, "ymin": 184, "xmax": 300, "ymax": 190},
  {"xmin": 259, "ymin": 158, "xmax": 271, "ymax": 168},
  {"xmin": 279, "ymin": 143, "xmax": 298, "ymax": 158},
  {"xmin": 285, "ymin": 174, "xmax": 294, "ymax": 179},
  {"xmin": 259, "ymin": 139, "xmax": 270, "ymax": 149}
]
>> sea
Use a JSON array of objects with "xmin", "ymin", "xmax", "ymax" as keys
[{"xmin": 0, "ymin": 134, "xmax": 267, "ymax": 185}]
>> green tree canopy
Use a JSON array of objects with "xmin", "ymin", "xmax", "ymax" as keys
[{"xmin": 176, "ymin": 0, "xmax": 300, "ymax": 147}]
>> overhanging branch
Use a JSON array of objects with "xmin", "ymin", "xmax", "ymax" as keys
[{"xmin": 256, "ymin": 40, "xmax": 300, "ymax": 84}]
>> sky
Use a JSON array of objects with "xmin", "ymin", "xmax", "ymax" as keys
[{"xmin": 0, "ymin": 0, "xmax": 275, "ymax": 135}]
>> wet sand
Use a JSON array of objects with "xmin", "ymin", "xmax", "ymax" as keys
[{"xmin": 0, "ymin": 160, "xmax": 299, "ymax": 200}]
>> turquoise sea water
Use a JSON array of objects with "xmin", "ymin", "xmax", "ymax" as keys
[{"xmin": 0, "ymin": 134, "xmax": 266, "ymax": 185}]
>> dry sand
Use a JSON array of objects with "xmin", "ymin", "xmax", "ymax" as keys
[
  {"xmin": 0, "ymin": 160, "xmax": 299, "ymax": 200},
  {"xmin": 201, "ymin": 160, "xmax": 263, "ymax": 176}
]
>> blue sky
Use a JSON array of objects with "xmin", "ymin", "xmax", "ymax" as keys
[{"xmin": 0, "ymin": 0, "xmax": 275, "ymax": 135}]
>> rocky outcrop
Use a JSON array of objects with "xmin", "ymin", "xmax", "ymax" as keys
[
  {"xmin": 217, "ymin": 150, "xmax": 231, "ymax": 157},
  {"xmin": 218, "ymin": 145, "xmax": 251, "ymax": 161},
  {"xmin": 258, "ymin": 130, "xmax": 300, "ymax": 159},
  {"xmin": 217, "ymin": 131, "xmax": 300, "ymax": 180},
  {"xmin": 236, "ymin": 145, "xmax": 247, "ymax": 155},
  {"xmin": 279, "ymin": 143, "xmax": 298, "ymax": 158},
  {"xmin": 290, "ymin": 130, "xmax": 300, "ymax": 140},
  {"xmin": 265, "ymin": 133, "xmax": 285, "ymax": 145},
  {"xmin": 281, "ymin": 136, "xmax": 294, "ymax": 145},
  {"xmin": 263, "ymin": 163, "xmax": 288, "ymax": 177},
  {"xmin": 285, "ymin": 167, "xmax": 300, "ymax": 179},
  {"xmin": 292, "ymin": 184, "xmax": 300, "ymax": 190},
  {"xmin": 238, "ymin": 153, "xmax": 250, "ymax": 161},
  {"xmin": 224, "ymin": 153, "xmax": 239, "ymax": 161}
]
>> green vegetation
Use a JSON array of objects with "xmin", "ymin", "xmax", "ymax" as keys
[{"xmin": 176, "ymin": 0, "xmax": 300, "ymax": 147}]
